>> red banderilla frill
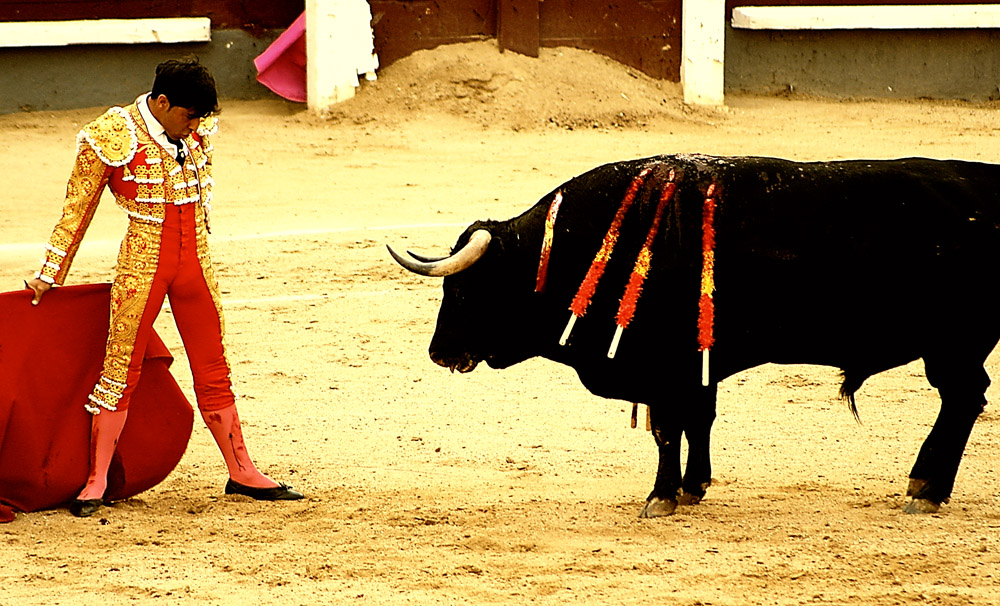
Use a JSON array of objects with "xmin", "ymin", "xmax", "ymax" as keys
[
  {"xmin": 535, "ymin": 190, "xmax": 563, "ymax": 293},
  {"xmin": 559, "ymin": 166, "xmax": 653, "ymax": 345},
  {"xmin": 607, "ymin": 170, "xmax": 677, "ymax": 358},
  {"xmin": 698, "ymin": 183, "xmax": 719, "ymax": 386}
]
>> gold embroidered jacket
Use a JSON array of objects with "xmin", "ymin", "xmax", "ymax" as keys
[
  {"xmin": 36, "ymin": 99, "xmax": 223, "ymax": 413},
  {"xmin": 36, "ymin": 101, "xmax": 217, "ymax": 286}
]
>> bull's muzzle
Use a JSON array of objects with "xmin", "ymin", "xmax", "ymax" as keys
[{"xmin": 430, "ymin": 351, "xmax": 480, "ymax": 373}]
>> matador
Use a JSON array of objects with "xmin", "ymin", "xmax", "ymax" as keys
[{"xmin": 26, "ymin": 58, "xmax": 303, "ymax": 517}]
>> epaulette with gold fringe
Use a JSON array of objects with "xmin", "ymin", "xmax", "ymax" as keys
[
  {"xmin": 197, "ymin": 115, "xmax": 219, "ymax": 137},
  {"xmin": 77, "ymin": 106, "xmax": 137, "ymax": 167}
]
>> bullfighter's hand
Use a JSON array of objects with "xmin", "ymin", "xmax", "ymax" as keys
[{"xmin": 24, "ymin": 278, "xmax": 51, "ymax": 306}]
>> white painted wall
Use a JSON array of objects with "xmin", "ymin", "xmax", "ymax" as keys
[
  {"xmin": 306, "ymin": 0, "xmax": 378, "ymax": 114},
  {"xmin": 681, "ymin": 0, "xmax": 725, "ymax": 107}
]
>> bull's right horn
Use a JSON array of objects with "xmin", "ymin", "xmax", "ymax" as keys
[{"xmin": 387, "ymin": 229, "xmax": 492, "ymax": 277}]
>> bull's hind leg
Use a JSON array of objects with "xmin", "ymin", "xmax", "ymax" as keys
[
  {"xmin": 905, "ymin": 355, "xmax": 989, "ymax": 514},
  {"xmin": 679, "ymin": 384, "xmax": 718, "ymax": 505}
]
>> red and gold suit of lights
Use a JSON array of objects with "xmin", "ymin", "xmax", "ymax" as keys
[{"xmin": 35, "ymin": 101, "xmax": 232, "ymax": 415}]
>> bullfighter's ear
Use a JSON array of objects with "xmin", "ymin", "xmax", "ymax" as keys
[{"xmin": 388, "ymin": 230, "xmax": 492, "ymax": 277}]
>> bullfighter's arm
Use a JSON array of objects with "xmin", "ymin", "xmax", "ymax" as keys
[{"xmin": 34, "ymin": 141, "xmax": 113, "ymax": 289}]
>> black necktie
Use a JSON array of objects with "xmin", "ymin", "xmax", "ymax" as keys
[{"xmin": 166, "ymin": 136, "xmax": 185, "ymax": 163}]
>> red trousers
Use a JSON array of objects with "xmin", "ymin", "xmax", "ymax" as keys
[{"xmin": 117, "ymin": 204, "xmax": 234, "ymax": 412}]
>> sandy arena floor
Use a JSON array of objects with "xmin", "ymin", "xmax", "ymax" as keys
[{"xmin": 2, "ymin": 41, "xmax": 999, "ymax": 605}]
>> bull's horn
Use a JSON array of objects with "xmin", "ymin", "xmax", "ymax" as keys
[
  {"xmin": 406, "ymin": 251, "xmax": 449, "ymax": 263},
  {"xmin": 387, "ymin": 229, "xmax": 492, "ymax": 277}
]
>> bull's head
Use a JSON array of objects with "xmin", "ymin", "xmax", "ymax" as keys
[
  {"xmin": 389, "ymin": 212, "xmax": 556, "ymax": 374},
  {"xmin": 388, "ymin": 228, "xmax": 492, "ymax": 372},
  {"xmin": 390, "ymin": 159, "xmax": 699, "ymax": 391}
]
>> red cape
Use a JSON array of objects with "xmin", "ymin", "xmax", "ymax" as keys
[{"xmin": 0, "ymin": 283, "xmax": 193, "ymax": 521}]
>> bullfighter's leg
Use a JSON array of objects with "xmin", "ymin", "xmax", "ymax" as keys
[
  {"xmin": 71, "ymin": 408, "xmax": 129, "ymax": 516},
  {"xmin": 639, "ymin": 404, "xmax": 683, "ymax": 518},
  {"xmin": 168, "ymin": 237, "xmax": 281, "ymax": 490},
  {"xmin": 74, "ymin": 226, "xmax": 170, "ymax": 514},
  {"xmin": 679, "ymin": 384, "xmax": 717, "ymax": 505},
  {"xmin": 906, "ymin": 354, "xmax": 989, "ymax": 513}
]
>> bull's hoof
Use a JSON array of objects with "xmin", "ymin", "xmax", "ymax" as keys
[
  {"xmin": 904, "ymin": 478, "xmax": 944, "ymax": 513},
  {"xmin": 678, "ymin": 481, "xmax": 710, "ymax": 506},
  {"xmin": 902, "ymin": 498, "xmax": 941, "ymax": 514},
  {"xmin": 677, "ymin": 490, "xmax": 703, "ymax": 506},
  {"xmin": 906, "ymin": 478, "xmax": 928, "ymax": 497},
  {"xmin": 639, "ymin": 496, "xmax": 678, "ymax": 518}
]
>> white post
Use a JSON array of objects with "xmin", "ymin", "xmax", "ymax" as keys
[
  {"xmin": 306, "ymin": 0, "xmax": 360, "ymax": 113},
  {"xmin": 681, "ymin": 0, "xmax": 725, "ymax": 107}
]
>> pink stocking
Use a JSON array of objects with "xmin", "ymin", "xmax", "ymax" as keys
[
  {"xmin": 76, "ymin": 408, "xmax": 128, "ymax": 501},
  {"xmin": 201, "ymin": 404, "xmax": 278, "ymax": 489}
]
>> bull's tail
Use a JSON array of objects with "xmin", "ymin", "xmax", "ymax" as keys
[
  {"xmin": 839, "ymin": 372, "xmax": 863, "ymax": 424},
  {"xmin": 843, "ymin": 392, "xmax": 862, "ymax": 424}
]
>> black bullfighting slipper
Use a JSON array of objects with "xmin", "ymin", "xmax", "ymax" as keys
[
  {"xmin": 224, "ymin": 479, "xmax": 304, "ymax": 501},
  {"xmin": 69, "ymin": 498, "xmax": 104, "ymax": 518}
]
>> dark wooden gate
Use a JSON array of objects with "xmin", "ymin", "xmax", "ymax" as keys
[
  {"xmin": 0, "ymin": 0, "xmax": 682, "ymax": 80},
  {"xmin": 495, "ymin": 0, "xmax": 681, "ymax": 80}
]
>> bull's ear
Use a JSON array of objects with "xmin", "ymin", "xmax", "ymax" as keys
[{"xmin": 387, "ymin": 229, "xmax": 492, "ymax": 277}]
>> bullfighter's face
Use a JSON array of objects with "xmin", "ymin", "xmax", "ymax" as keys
[{"xmin": 149, "ymin": 94, "xmax": 201, "ymax": 140}]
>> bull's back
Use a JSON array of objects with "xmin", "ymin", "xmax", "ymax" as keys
[{"xmin": 701, "ymin": 156, "xmax": 1000, "ymax": 373}]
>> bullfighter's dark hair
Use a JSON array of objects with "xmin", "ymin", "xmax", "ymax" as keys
[{"xmin": 151, "ymin": 56, "xmax": 220, "ymax": 118}]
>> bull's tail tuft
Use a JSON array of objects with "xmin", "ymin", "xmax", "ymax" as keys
[
  {"xmin": 839, "ymin": 372, "xmax": 863, "ymax": 424},
  {"xmin": 844, "ymin": 392, "xmax": 862, "ymax": 424}
]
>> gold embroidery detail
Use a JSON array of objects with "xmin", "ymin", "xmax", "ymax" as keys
[
  {"xmin": 87, "ymin": 221, "xmax": 161, "ymax": 413},
  {"xmin": 78, "ymin": 107, "xmax": 137, "ymax": 166},
  {"xmin": 197, "ymin": 115, "xmax": 219, "ymax": 137}
]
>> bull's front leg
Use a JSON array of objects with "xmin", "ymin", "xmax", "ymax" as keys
[{"xmin": 639, "ymin": 405, "xmax": 683, "ymax": 518}]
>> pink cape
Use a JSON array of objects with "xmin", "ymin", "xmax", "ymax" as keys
[
  {"xmin": 0, "ymin": 283, "xmax": 194, "ymax": 522},
  {"xmin": 254, "ymin": 12, "xmax": 307, "ymax": 103}
]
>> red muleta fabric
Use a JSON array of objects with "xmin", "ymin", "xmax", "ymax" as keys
[{"xmin": 0, "ymin": 283, "xmax": 193, "ymax": 522}]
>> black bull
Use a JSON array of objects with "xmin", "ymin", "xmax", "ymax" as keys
[{"xmin": 389, "ymin": 154, "xmax": 1000, "ymax": 517}]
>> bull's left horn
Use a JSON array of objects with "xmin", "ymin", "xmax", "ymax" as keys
[
  {"xmin": 387, "ymin": 229, "xmax": 492, "ymax": 277},
  {"xmin": 405, "ymin": 251, "xmax": 448, "ymax": 263}
]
